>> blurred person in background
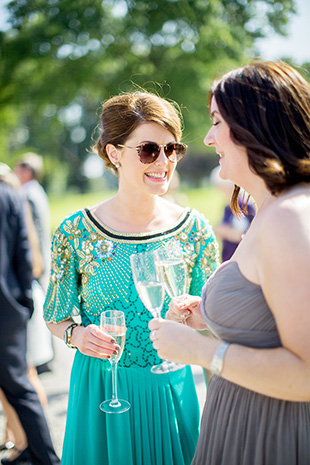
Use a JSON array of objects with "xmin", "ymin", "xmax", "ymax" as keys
[
  {"xmin": 14, "ymin": 153, "xmax": 51, "ymax": 292},
  {"xmin": 14, "ymin": 154, "xmax": 54, "ymax": 383},
  {"xmin": 0, "ymin": 163, "xmax": 60, "ymax": 465},
  {"xmin": 210, "ymin": 166, "xmax": 255, "ymax": 262}
]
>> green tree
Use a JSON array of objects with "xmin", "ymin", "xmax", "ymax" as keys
[{"xmin": 0, "ymin": 0, "xmax": 296, "ymax": 190}]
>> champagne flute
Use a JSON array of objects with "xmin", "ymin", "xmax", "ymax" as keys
[
  {"xmin": 99, "ymin": 310, "xmax": 130, "ymax": 414},
  {"xmin": 130, "ymin": 251, "xmax": 184, "ymax": 374},
  {"xmin": 154, "ymin": 243, "xmax": 189, "ymax": 324}
]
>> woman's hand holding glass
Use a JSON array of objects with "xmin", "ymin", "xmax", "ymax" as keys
[
  {"xmin": 149, "ymin": 293, "xmax": 210, "ymax": 367},
  {"xmin": 166, "ymin": 295, "xmax": 207, "ymax": 331},
  {"xmin": 69, "ymin": 323, "xmax": 120, "ymax": 359},
  {"xmin": 149, "ymin": 318, "xmax": 202, "ymax": 367}
]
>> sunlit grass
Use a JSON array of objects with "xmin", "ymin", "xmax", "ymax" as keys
[
  {"xmin": 49, "ymin": 190, "xmax": 115, "ymax": 231},
  {"xmin": 185, "ymin": 185, "xmax": 226, "ymax": 227}
]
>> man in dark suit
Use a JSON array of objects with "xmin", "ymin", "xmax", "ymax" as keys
[{"xmin": 0, "ymin": 174, "xmax": 60, "ymax": 465}]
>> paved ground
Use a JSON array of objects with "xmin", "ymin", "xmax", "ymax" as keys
[{"xmin": 0, "ymin": 336, "xmax": 207, "ymax": 461}]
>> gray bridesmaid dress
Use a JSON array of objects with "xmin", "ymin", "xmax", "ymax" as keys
[{"xmin": 192, "ymin": 261, "xmax": 310, "ymax": 465}]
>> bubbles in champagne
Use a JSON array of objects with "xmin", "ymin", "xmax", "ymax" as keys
[
  {"xmin": 136, "ymin": 281, "xmax": 164, "ymax": 317},
  {"xmin": 155, "ymin": 259, "xmax": 187, "ymax": 298},
  {"xmin": 105, "ymin": 327, "xmax": 126, "ymax": 362}
]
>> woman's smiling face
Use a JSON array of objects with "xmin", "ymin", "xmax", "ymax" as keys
[
  {"xmin": 204, "ymin": 97, "xmax": 248, "ymax": 186},
  {"xmin": 116, "ymin": 121, "xmax": 178, "ymax": 197}
]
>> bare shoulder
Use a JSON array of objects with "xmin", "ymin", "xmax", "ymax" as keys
[
  {"xmin": 257, "ymin": 187, "xmax": 310, "ymax": 352},
  {"xmin": 260, "ymin": 188, "xmax": 310, "ymax": 247},
  {"xmin": 257, "ymin": 188, "xmax": 310, "ymax": 292}
]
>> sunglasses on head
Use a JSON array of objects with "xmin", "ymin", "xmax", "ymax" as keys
[{"xmin": 117, "ymin": 141, "xmax": 187, "ymax": 164}]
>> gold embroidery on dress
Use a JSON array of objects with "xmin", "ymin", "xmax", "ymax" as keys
[{"xmin": 45, "ymin": 208, "xmax": 220, "ymax": 330}]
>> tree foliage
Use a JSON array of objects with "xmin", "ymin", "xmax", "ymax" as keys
[{"xmin": 0, "ymin": 0, "xmax": 296, "ymax": 191}]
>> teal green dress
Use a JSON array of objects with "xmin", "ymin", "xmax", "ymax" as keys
[{"xmin": 44, "ymin": 207, "xmax": 219, "ymax": 465}]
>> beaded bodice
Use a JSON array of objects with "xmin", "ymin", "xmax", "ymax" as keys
[{"xmin": 44, "ymin": 207, "xmax": 219, "ymax": 368}]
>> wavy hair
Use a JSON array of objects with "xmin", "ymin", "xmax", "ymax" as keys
[{"xmin": 209, "ymin": 61, "xmax": 310, "ymax": 213}]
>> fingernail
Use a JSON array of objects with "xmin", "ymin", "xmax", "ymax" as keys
[
  {"xmin": 113, "ymin": 350, "xmax": 118, "ymax": 355},
  {"xmin": 110, "ymin": 338, "xmax": 115, "ymax": 343}
]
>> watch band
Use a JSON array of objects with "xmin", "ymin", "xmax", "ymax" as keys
[
  {"xmin": 210, "ymin": 342, "xmax": 230, "ymax": 376},
  {"xmin": 64, "ymin": 323, "xmax": 80, "ymax": 349}
]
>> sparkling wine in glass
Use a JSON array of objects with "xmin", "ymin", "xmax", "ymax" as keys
[
  {"xmin": 130, "ymin": 251, "xmax": 184, "ymax": 374},
  {"xmin": 155, "ymin": 243, "xmax": 189, "ymax": 324},
  {"xmin": 99, "ymin": 310, "xmax": 130, "ymax": 414},
  {"xmin": 134, "ymin": 281, "xmax": 165, "ymax": 318}
]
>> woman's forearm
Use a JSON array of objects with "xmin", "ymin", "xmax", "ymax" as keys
[
  {"xmin": 149, "ymin": 319, "xmax": 310, "ymax": 402},
  {"xmin": 194, "ymin": 333, "xmax": 310, "ymax": 402},
  {"xmin": 46, "ymin": 320, "xmax": 75, "ymax": 341}
]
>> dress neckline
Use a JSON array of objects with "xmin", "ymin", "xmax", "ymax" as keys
[
  {"xmin": 83, "ymin": 207, "xmax": 192, "ymax": 241},
  {"xmin": 212, "ymin": 260, "xmax": 261, "ymax": 288}
]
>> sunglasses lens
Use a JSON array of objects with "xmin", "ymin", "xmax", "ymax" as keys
[
  {"xmin": 139, "ymin": 143, "xmax": 160, "ymax": 163},
  {"xmin": 137, "ymin": 142, "xmax": 187, "ymax": 163},
  {"xmin": 165, "ymin": 143, "xmax": 186, "ymax": 162}
]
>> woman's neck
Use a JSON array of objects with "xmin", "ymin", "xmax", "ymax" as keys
[
  {"xmin": 93, "ymin": 192, "xmax": 184, "ymax": 234},
  {"xmin": 111, "ymin": 192, "xmax": 162, "ymax": 225}
]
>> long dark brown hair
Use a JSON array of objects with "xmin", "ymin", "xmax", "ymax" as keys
[{"xmin": 209, "ymin": 61, "xmax": 310, "ymax": 214}]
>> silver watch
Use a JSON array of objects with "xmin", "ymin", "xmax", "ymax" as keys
[{"xmin": 64, "ymin": 323, "xmax": 79, "ymax": 349}]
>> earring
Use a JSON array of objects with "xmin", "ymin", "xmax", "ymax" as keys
[{"xmin": 115, "ymin": 162, "xmax": 121, "ymax": 169}]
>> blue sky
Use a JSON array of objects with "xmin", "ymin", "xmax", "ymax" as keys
[
  {"xmin": 0, "ymin": 0, "xmax": 309, "ymax": 64},
  {"xmin": 256, "ymin": 0, "xmax": 310, "ymax": 64}
]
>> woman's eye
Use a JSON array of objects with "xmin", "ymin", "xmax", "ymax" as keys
[{"xmin": 212, "ymin": 121, "xmax": 220, "ymax": 126}]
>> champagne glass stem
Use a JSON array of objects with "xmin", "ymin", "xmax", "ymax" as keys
[{"xmin": 110, "ymin": 362, "xmax": 120, "ymax": 407}]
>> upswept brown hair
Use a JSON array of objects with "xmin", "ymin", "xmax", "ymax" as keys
[
  {"xmin": 94, "ymin": 91, "xmax": 183, "ymax": 173},
  {"xmin": 209, "ymin": 61, "xmax": 310, "ymax": 214}
]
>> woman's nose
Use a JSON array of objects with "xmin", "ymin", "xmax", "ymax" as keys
[
  {"xmin": 155, "ymin": 146, "xmax": 168, "ymax": 164},
  {"xmin": 204, "ymin": 129, "xmax": 214, "ymax": 147}
]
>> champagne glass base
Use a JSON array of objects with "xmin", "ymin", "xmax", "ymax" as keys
[
  {"xmin": 99, "ymin": 399, "xmax": 131, "ymax": 414},
  {"xmin": 151, "ymin": 360, "xmax": 185, "ymax": 374}
]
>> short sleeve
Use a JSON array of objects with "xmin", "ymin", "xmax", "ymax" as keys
[
  {"xmin": 187, "ymin": 210, "xmax": 220, "ymax": 296},
  {"xmin": 43, "ymin": 225, "xmax": 81, "ymax": 323}
]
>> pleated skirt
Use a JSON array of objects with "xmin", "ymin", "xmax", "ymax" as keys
[
  {"xmin": 192, "ymin": 376, "xmax": 310, "ymax": 465},
  {"xmin": 61, "ymin": 351, "xmax": 200, "ymax": 465}
]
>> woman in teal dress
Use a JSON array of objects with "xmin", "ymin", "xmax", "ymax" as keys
[{"xmin": 43, "ymin": 91, "xmax": 219, "ymax": 465}]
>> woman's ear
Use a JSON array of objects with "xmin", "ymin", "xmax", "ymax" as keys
[{"xmin": 106, "ymin": 144, "xmax": 121, "ymax": 168}]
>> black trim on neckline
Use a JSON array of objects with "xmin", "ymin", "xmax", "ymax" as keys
[{"xmin": 84, "ymin": 208, "xmax": 191, "ymax": 241}]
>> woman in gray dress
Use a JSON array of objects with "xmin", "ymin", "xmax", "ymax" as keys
[{"xmin": 149, "ymin": 61, "xmax": 310, "ymax": 465}]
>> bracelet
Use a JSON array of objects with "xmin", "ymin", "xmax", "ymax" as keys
[
  {"xmin": 64, "ymin": 323, "xmax": 80, "ymax": 349},
  {"xmin": 210, "ymin": 342, "xmax": 230, "ymax": 376}
]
